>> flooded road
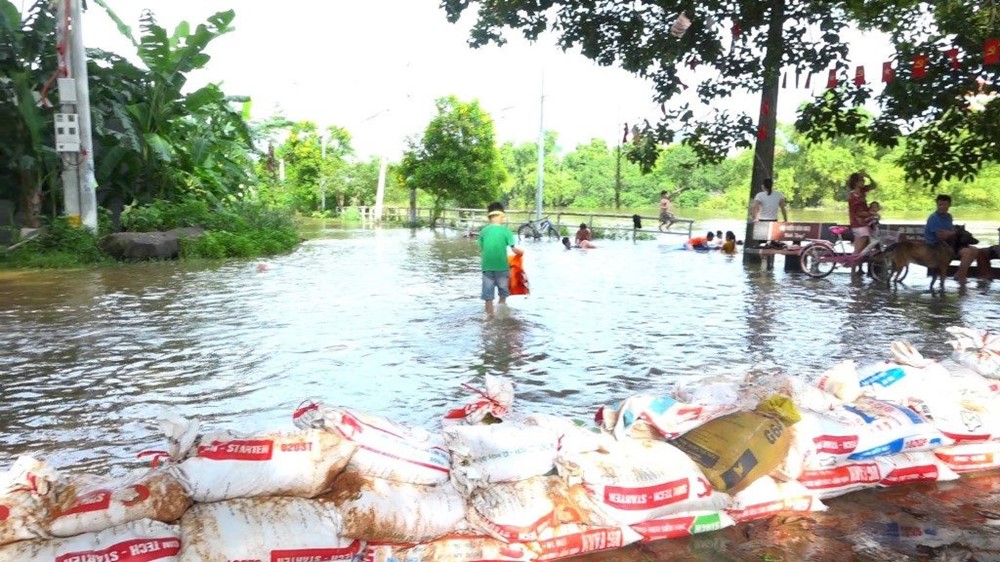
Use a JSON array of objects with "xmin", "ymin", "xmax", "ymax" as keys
[{"xmin": 2, "ymin": 225, "xmax": 999, "ymax": 559}]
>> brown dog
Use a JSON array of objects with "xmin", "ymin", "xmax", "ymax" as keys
[{"xmin": 887, "ymin": 225, "xmax": 978, "ymax": 289}]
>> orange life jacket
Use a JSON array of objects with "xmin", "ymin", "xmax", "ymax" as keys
[{"xmin": 508, "ymin": 254, "xmax": 529, "ymax": 296}]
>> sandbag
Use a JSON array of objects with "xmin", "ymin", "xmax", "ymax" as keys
[
  {"xmin": 727, "ymin": 476, "xmax": 825, "ymax": 523},
  {"xmin": 0, "ymin": 456, "xmax": 60, "ymax": 546},
  {"xmin": 0, "ymin": 519, "xmax": 179, "ymax": 562},
  {"xmin": 531, "ymin": 523, "xmax": 641, "ymax": 561},
  {"xmin": 946, "ymin": 326, "xmax": 1000, "ymax": 378},
  {"xmin": 523, "ymin": 413, "xmax": 612, "ymax": 455},
  {"xmin": 803, "ymin": 397, "xmax": 950, "ymax": 462},
  {"xmin": 630, "ymin": 511, "xmax": 734, "ymax": 542},
  {"xmin": 466, "ymin": 476, "xmax": 599, "ymax": 543},
  {"xmin": 294, "ymin": 402, "xmax": 451, "ymax": 485},
  {"xmin": 596, "ymin": 393, "xmax": 740, "ymax": 441},
  {"xmin": 672, "ymin": 395, "xmax": 800, "ymax": 493},
  {"xmin": 176, "ymin": 427, "xmax": 355, "ymax": 502},
  {"xmin": 443, "ymin": 375, "xmax": 514, "ymax": 426},
  {"xmin": 325, "ymin": 471, "xmax": 466, "ymax": 543},
  {"xmin": 50, "ymin": 466, "xmax": 190, "ymax": 537},
  {"xmin": 444, "ymin": 424, "xmax": 558, "ymax": 494},
  {"xmin": 363, "ymin": 535, "xmax": 535, "ymax": 562},
  {"xmin": 557, "ymin": 439, "xmax": 729, "ymax": 525},
  {"xmin": 179, "ymin": 497, "xmax": 362, "ymax": 561},
  {"xmin": 798, "ymin": 452, "xmax": 959, "ymax": 499},
  {"xmin": 935, "ymin": 441, "xmax": 1000, "ymax": 473}
]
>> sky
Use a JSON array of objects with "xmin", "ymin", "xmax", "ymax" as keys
[{"xmin": 78, "ymin": 1, "xmax": 893, "ymax": 160}]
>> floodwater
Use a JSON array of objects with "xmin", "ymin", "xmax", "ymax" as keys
[{"xmin": 2, "ymin": 225, "xmax": 1000, "ymax": 560}]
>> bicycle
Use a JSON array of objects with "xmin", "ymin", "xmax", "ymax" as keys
[
  {"xmin": 799, "ymin": 225, "xmax": 908, "ymax": 283},
  {"xmin": 517, "ymin": 216, "xmax": 561, "ymax": 241}
]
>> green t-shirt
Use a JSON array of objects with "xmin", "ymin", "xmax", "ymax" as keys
[{"xmin": 478, "ymin": 223, "xmax": 515, "ymax": 272}]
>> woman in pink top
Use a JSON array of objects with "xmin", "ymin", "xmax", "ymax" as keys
[{"xmin": 846, "ymin": 170, "xmax": 877, "ymax": 275}]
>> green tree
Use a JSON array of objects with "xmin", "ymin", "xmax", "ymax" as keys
[
  {"xmin": 399, "ymin": 96, "xmax": 505, "ymax": 223},
  {"xmin": 443, "ymin": 1, "xmax": 999, "ymax": 188}
]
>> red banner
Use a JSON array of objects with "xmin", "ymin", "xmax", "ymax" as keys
[
  {"xmin": 985, "ymin": 38, "xmax": 1000, "ymax": 65},
  {"xmin": 854, "ymin": 66, "xmax": 866, "ymax": 85},
  {"xmin": 947, "ymin": 48, "xmax": 960, "ymax": 70},
  {"xmin": 882, "ymin": 62, "xmax": 894, "ymax": 83},
  {"xmin": 826, "ymin": 69, "xmax": 838, "ymax": 89},
  {"xmin": 913, "ymin": 54, "xmax": 928, "ymax": 78}
]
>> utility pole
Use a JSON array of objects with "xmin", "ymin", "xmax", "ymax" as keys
[
  {"xmin": 55, "ymin": 0, "xmax": 98, "ymax": 230},
  {"xmin": 743, "ymin": 0, "xmax": 784, "ymax": 264},
  {"xmin": 535, "ymin": 77, "xmax": 544, "ymax": 221}
]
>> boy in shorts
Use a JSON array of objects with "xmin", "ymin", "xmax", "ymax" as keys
[{"xmin": 478, "ymin": 202, "xmax": 524, "ymax": 316}]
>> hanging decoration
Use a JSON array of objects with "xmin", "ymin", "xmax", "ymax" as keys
[
  {"xmin": 854, "ymin": 66, "xmax": 866, "ymax": 86},
  {"xmin": 882, "ymin": 62, "xmax": 894, "ymax": 83},
  {"xmin": 912, "ymin": 54, "xmax": 929, "ymax": 78},
  {"xmin": 947, "ymin": 48, "xmax": 960, "ymax": 70},
  {"xmin": 985, "ymin": 38, "xmax": 1000, "ymax": 65},
  {"xmin": 826, "ymin": 69, "xmax": 838, "ymax": 89},
  {"xmin": 622, "ymin": 123, "xmax": 629, "ymax": 144},
  {"xmin": 670, "ymin": 12, "xmax": 692, "ymax": 38},
  {"xmin": 795, "ymin": 69, "xmax": 801, "ymax": 88},
  {"xmin": 804, "ymin": 73, "xmax": 812, "ymax": 89},
  {"xmin": 781, "ymin": 73, "xmax": 787, "ymax": 88}
]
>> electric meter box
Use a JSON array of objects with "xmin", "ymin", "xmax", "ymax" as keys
[
  {"xmin": 57, "ymin": 78, "xmax": 77, "ymax": 103},
  {"xmin": 54, "ymin": 113, "xmax": 81, "ymax": 153}
]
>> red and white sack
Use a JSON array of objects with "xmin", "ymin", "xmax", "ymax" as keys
[
  {"xmin": 179, "ymin": 497, "xmax": 362, "ymax": 561},
  {"xmin": 876, "ymin": 452, "xmax": 959, "ymax": 487},
  {"xmin": 630, "ymin": 510, "xmax": 735, "ymax": 542},
  {"xmin": 363, "ymin": 535, "xmax": 535, "ymax": 562},
  {"xmin": 443, "ymin": 375, "xmax": 515, "ymax": 426},
  {"xmin": 177, "ymin": 427, "xmax": 355, "ymax": 502},
  {"xmin": 770, "ymin": 422, "xmax": 814, "ymax": 482},
  {"xmin": 523, "ymin": 413, "xmax": 612, "ymax": 455},
  {"xmin": 595, "ymin": 394, "xmax": 739, "ymax": 441},
  {"xmin": 906, "ymin": 393, "xmax": 1000, "ymax": 444},
  {"xmin": 935, "ymin": 441, "xmax": 1000, "ymax": 473},
  {"xmin": 326, "ymin": 471, "xmax": 466, "ymax": 543},
  {"xmin": 797, "ymin": 459, "xmax": 884, "ymax": 499},
  {"xmin": 946, "ymin": 326, "xmax": 1000, "ymax": 378},
  {"xmin": 727, "ymin": 476, "xmax": 825, "ymax": 523},
  {"xmin": 0, "ymin": 519, "xmax": 180, "ymax": 562},
  {"xmin": 444, "ymin": 424, "xmax": 558, "ymax": 494},
  {"xmin": 556, "ymin": 439, "xmax": 729, "ymax": 525},
  {"xmin": 466, "ymin": 476, "xmax": 601, "ymax": 543},
  {"xmin": 856, "ymin": 342, "xmax": 959, "ymax": 405},
  {"xmin": 531, "ymin": 523, "xmax": 641, "ymax": 561},
  {"xmin": 803, "ymin": 397, "xmax": 951, "ymax": 462},
  {"xmin": 50, "ymin": 466, "xmax": 190, "ymax": 537},
  {"xmin": 0, "ymin": 456, "xmax": 61, "ymax": 546},
  {"xmin": 294, "ymin": 402, "xmax": 450, "ymax": 485},
  {"xmin": 811, "ymin": 360, "xmax": 862, "ymax": 404}
]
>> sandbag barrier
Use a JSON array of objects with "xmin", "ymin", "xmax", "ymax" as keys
[{"xmin": 2, "ymin": 326, "xmax": 999, "ymax": 561}]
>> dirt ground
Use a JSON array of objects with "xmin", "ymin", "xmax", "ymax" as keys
[{"xmin": 566, "ymin": 471, "xmax": 1000, "ymax": 562}]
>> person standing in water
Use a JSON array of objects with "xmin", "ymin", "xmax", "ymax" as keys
[{"xmin": 478, "ymin": 202, "xmax": 523, "ymax": 317}]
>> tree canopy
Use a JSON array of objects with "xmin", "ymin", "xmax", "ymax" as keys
[
  {"xmin": 398, "ymin": 95, "xmax": 506, "ymax": 221},
  {"xmin": 441, "ymin": 0, "xmax": 1000, "ymax": 186}
]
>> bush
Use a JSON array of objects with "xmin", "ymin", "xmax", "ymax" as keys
[{"xmin": 0, "ymin": 217, "xmax": 108, "ymax": 268}]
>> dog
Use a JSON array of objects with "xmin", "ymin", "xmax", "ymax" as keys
[{"xmin": 886, "ymin": 225, "xmax": 978, "ymax": 289}]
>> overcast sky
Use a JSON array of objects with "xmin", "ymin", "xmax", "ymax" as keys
[{"xmin": 79, "ymin": 1, "xmax": 892, "ymax": 160}]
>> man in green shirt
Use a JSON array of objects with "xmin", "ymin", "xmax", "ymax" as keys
[{"xmin": 478, "ymin": 202, "xmax": 524, "ymax": 316}]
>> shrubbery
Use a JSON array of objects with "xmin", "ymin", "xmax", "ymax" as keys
[{"xmin": 0, "ymin": 217, "xmax": 109, "ymax": 268}]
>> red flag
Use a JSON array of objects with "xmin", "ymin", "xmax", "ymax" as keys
[
  {"xmin": 882, "ymin": 62, "xmax": 894, "ymax": 83},
  {"xmin": 854, "ymin": 66, "xmax": 866, "ymax": 85},
  {"xmin": 985, "ymin": 38, "xmax": 1000, "ymax": 65},
  {"xmin": 913, "ymin": 54, "xmax": 928, "ymax": 78},
  {"xmin": 826, "ymin": 69, "xmax": 838, "ymax": 89},
  {"xmin": 947, "ymin": 48, "xmax": 959, "ymax": 70}
]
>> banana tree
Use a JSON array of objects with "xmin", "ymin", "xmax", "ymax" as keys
[{"xmin": 0, "ymin": 0, "xmax": 61, "ymax": 228}]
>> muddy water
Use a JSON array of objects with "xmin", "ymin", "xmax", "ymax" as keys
[{"xmin": 2, "ymin": 226, "xmax": 999, "ymax": 559}]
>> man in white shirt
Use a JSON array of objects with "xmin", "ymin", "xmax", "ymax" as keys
[{"xmin": 751, "ymin": 178, "xmax": 788, "ymax": 222}]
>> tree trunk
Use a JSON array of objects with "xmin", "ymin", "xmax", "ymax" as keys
[{"xmin": 18, "ymin": 170, "xmax": 41, "ymax": 228}]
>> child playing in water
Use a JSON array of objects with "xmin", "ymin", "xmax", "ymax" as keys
[{"xmin": 721, "ymin": 231, "xmax": 737, "ymax": 255}]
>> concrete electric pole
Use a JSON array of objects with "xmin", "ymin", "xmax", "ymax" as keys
[{"xmin": 55, "ymin": 0, "xmax": 98, "ymax": 231}]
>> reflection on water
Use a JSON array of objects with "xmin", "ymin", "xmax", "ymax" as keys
[{"xmin": 1, "ymin": 228, "xmax": 999, "ymax": 474}]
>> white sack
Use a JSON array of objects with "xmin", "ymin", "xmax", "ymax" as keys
[{"xmin": 0, "ymin": 519, "xmax": 179, "ymax": 562}]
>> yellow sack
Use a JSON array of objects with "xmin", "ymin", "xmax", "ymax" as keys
[{"xmin": 671, "ymin": 394, "xmax": 800, "ymax": 493}]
